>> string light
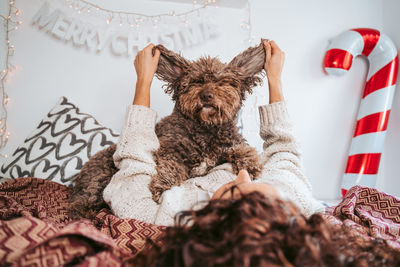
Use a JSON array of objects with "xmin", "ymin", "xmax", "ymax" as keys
[
  {"xmin": 0, "ymin": 0, "xmax": 19, "ymax": 158},
  {"xmin": 68, "ymin": 0, "xmax": 217, "ymax": 29}
]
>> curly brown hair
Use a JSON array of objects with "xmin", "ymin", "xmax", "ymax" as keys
[{"xmin": 129, "ymin": 191, "xmax": 400, "ymax": 267}]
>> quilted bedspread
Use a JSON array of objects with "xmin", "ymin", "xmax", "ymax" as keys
[{"xmin": 0, "ymin": 178, "xmax": 399, "ymax": 266}]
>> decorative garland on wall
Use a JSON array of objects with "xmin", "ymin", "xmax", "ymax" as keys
[
  {"xmin": 67, "ymin": 0, "xmax": 217, "ymax": 26},
  {"xmin": 32, "ymin": 0, "xmax": 221, "ymax": 57},
  {"xmin": 0, "ymin": 0, "xmax": 21, "ymax": 158}
]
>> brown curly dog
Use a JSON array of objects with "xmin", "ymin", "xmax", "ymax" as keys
[{"xmin": 70, "ymin": 41, "xmax": 267, "ymax": 219}]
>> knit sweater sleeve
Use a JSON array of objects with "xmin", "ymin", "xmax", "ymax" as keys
[
  {"xmin": 256, "ymin": 102, "xmax": 324, "ymax": 216},
  {"xmin": 102, "ymin": 105, "xmax": 162, "ymax": 223}
]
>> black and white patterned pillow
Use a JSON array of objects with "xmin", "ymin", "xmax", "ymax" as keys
[{"xmin": 0, "ymin": 97, "xmax": 119, "ymax": 186}]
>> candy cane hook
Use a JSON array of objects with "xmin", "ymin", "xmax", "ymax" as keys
[{"xmin": 324, "ymin": 28, "xmax": 399, "ymax": 198}]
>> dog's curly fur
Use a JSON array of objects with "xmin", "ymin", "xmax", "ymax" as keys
[
  {"xmin": 69, "ymin": 41, "xmax": 267, "ymax": 219},
  {"xmin": 69, "ymin": 144, "xmax": 117, "ymax": 219}
]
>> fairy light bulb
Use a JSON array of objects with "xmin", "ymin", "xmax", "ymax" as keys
[
  {"xmin": 119, "ymin": 19, "xmax": 123, "ymax": 26},
  {"xmin": 106, "ymin": 17, "xmax": 111, "ymax": 24},
  {"xmin": 15, "ymin": 9, "xmax": 20, "ymax": 15}
]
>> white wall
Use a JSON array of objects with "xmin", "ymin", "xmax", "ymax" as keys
[
  {"xmin": 381, "ymin": 0, "xmax": 400, "ymax": 198},
  {"xmin": 2, "ymin": 0, "xmax": 399, "ymax": 200}
]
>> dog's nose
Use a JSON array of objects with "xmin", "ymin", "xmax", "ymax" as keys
[{"xmin": 200, "ymin": 91, "xmax": 214, "ymax": 102}]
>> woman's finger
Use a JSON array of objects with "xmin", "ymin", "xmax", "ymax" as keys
[
  {"xmin": 153, "ymin": 48, "xmax": 161, "ymax": 61},
  {"xmin": 145, "ymin": 43, "xmax": 155, "ymax": 48},
  {"xmin": 264, "ymin": 41, "xmax": 271, "ymax": 61},
  {"xmin": 144, "ymin": 43, "xmax": 155, "ymax": 54},
  {"xmin": 269, "ymin": 40, "xmax": 281, "ymax": 54}
]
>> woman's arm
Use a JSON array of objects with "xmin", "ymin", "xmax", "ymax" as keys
[
  {"xmin": 103, "ymin": 44, "xmax": 162, "ymax": 222},
  {"xmin": 256, "ymin": 41, "xmax": 323, "ymax": 215},
  {"xmin": 132, "ymin": 43, "xmax": 160, "ymax": 107},
  {"xmin": 103, "ymin": 104, "xmax": 162, "ymax": 222},
  {"xmin": 263, "ymin": 40, "xmax": 284, "ymax": 104}
]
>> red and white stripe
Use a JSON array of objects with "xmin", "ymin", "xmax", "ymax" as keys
[{"xmin": 324, "ymin": 28, "xmax": 399, "ymax": 198}]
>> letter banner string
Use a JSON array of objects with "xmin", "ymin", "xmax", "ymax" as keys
[{"xmin": 32, "ymin": 0, "xmax": 222, "ymax": 57}]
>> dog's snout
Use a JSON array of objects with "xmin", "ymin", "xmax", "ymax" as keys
[{"xmin": 200, "ymin": 91, "xmax": 214, "ymax": 102}]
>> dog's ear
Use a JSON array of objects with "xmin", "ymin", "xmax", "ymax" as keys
[
  {"xmin": 153, "ymin": 45, "xmax": 189, "ymax": 96},
  {"xmin": 228, "ymin": 40, "xmax": 266, "ymax": 94}
]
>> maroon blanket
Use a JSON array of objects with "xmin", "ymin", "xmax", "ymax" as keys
[
  {"xmin": 0, "ymin": 178, "xmax": 165, "ymax": 266},
  {"xmin": 0, "ymin": 178, "xmax": 399, "ymax": 266},
  {"xmin": 324, "ymin": 185, "xmax": 400, "ymax": 250}
]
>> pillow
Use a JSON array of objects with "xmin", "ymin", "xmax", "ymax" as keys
[{"xmin": 0, "ymin": 97, "xmax": 119, "ymax": 187}]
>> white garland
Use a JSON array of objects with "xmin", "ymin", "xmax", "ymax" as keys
[
  {"xmin": 0, "ymin": 0, "xmax": 21, "ymax": 158},
  {"xmin": 32, "ymin": 1, "xmax": 220, "ymax": 56}
]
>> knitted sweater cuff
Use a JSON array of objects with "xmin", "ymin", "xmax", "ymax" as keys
[
  {"xmin": 258, "ymin": 101, "xmax": 289, "ymax": 126},
  {"xmin": 114, "ymin": 105, "xmax": 158, "ymax": 166},
  {"xmin": 122, "ymin": 105, "xmax": 158, "ymax": 135}
]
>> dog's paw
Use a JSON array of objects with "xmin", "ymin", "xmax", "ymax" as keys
[
  {"xmin": 189, "ymin": 158, "xmax": 216, "ymax": 178},
  {"xmin": 245, "ymin": 160, "xmax": 263, "ymax": 180},
  {"xmin": 149, "ymin": 181, "xmax": 165, "ymax": 203},
  {"xmin": 149, "ymin": 178, "xmax": 167, "ymax": 203},
  {"xmin": 151, "ymin": 188, "xmax": 163, "ymax": 203},
  {"xmin": 227, "ymin": 144, "xmax": 262, "ymax": 179}
]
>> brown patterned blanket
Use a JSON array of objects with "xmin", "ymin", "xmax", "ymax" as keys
[
  {"xmin": 0, "ymin": 178, "xmax": 165, "ymax": 266},
  {"xmin": 0, "ymin": 178, "xmax": 399, "ymax": 266}
]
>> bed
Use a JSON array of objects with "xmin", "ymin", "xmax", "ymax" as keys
[{"xmin": 0, "ymin": 97, "xmax": 399, "ymax": 266}]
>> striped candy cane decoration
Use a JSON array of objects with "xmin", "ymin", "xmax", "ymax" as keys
[{"xmin": 324, "ymin": 28, "xmax": 399, "ymax": 198}]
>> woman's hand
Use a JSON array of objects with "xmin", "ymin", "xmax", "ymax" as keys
[
  {"xmin": 133, "ymin": 43, "xmax": 161, "ymax": 107},
  {"xmin": 263, "ymin": 40, "xmax": 285, "ymax": 103},
  {"xmin": 212, "ymin": 170, "xmax": 280, "ymax": 200}
]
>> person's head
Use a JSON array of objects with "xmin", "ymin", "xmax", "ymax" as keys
[{"xmin": 130, "ymin": 191, "xmax": 400, "ymax": 267}]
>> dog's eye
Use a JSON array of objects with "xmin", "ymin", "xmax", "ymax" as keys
[
  {"xmin": 220, "ymin": 80, "xmax": 239, "ymax": 88},
  {"xmin": 191, "ymin": 78, "xmax": 204, "ymax": 84}
]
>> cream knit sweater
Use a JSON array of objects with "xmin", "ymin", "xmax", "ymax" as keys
[{"xmin": 103, "ymin": 101, "xmax": 324, "ymax": 226}]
